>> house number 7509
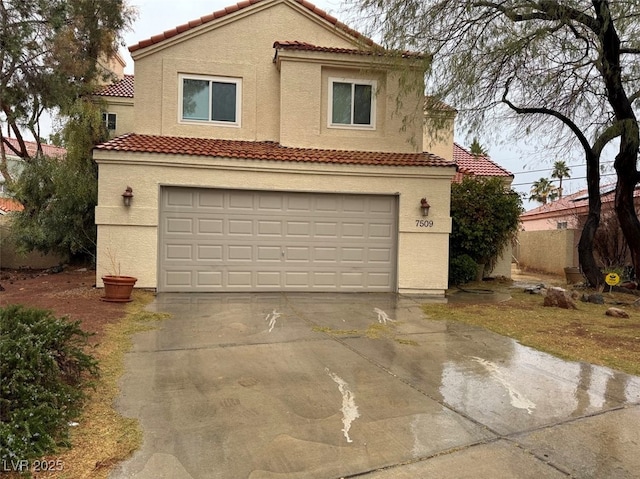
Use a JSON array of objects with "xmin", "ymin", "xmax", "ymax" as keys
[{"xmin": 416, "ymin": 220, "xmax": 434, "ymax": 227}]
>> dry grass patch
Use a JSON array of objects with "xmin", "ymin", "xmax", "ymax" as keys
[
  {"xmin": 423, "ymin": 285, "xmax": 640, "ymax": 376},
  {"xmin": 33, "ymin": 291, "xmax": 169, "ymax": 479}
]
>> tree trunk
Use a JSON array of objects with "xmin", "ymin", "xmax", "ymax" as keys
[
  {"xmin": 614, "ymin": 148, "xmax": 640, "ymax": 282},
  {"xmin": 579, "ymin": 150, "xmax": 603, "ymax": 288}
]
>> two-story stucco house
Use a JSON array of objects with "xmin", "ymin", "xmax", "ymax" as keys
[{"xmin": 93, "ymin": 0, "xmax": 457, "ymax": 294}]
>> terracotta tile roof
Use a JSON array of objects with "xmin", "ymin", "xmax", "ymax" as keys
[
  {"xmin": 95, "ymin": 74, "xmax": 134, "ymax": 98},
  {"xmin": 273, "ymin": 40, "xmax": 421, "ymax": 58},
  {"xmin": 452, "ymin": 143, "xmax": 512, "ymax": 182},
  {"xmin": 0, "ymin": 197, "xmax": 23, "ymax": 213},
  {"xmin": 129, "ymin": 0, "xmax": 374, "ymax": 54},
  {"xmin": 95, "ymin": 134, "xmax": 457, "ymax": 168},
  {"xmin": 521, "ymin": 183, "xmax": 640, "ymax": 218},
  {"xmin": 2, "ymin": 137, "xmax": 66, "ymax": 159},
  {"xmin": 424, "ymin": 96, "xmax": 456, "ymax": 112}
]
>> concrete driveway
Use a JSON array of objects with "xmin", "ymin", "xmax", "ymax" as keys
[{"xmin": 110, "ymin": 293, "xmax": 640, "ymax": 478}]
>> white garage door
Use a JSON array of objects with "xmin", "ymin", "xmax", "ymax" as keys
[{"xmin": 158, "ymin": 187, "xmax": 397, "ymax": 292}]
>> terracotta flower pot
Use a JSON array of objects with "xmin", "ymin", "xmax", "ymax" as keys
[{"xmin": 101, "ymin": 275, "xmax": 137, "ymax": 302}]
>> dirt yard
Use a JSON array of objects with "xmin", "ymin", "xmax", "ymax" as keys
[{"xmin": 0, "ymin": 267, "xmax": 129, "ymax": 342}]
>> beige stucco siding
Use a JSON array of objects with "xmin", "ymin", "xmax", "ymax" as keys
[
  {"xmin": 104, "ymin": 99, "xmax": 134, "ymax": 138},
  {"xmin": 423, "ymin": 112, "xmax": 455, "ymax": 161},
  {"xmin": 95, "ymin": 151, "xmax": 454, "ymax": 294},
  {"xmin": 131, "ymin": 2, "xmax": 362, "ymax": 142}
]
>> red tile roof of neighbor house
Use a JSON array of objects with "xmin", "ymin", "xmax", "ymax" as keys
[
  {"xmin": 2, "ymin": 137, "xmax": 66, "ymax": 158},
  {"xmin": 96, "ymin": 74, "xmax": 134, "ymax": 98},
  {"xmin": 129, "ymin": 0, "xmax": 375, "ymax": 54},
  {"xmin": 95, "ymin": 134, "xmax": 457, "ymax": 168},
  {"xmin": 521, "ymin": 183, "xmax": 640, "ymax": 218},
  {"xmin": 452, "ymin": 143, "xmax": 513, "ymax": 182},
  {"xmin": 0, "ymin": 198, "xmax": 23, "ymax": 213}
]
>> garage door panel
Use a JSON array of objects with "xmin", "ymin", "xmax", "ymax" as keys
[
  {"xmin": 198, "ymin": 245, "xmax": 222, "ymax": 260},
  {"xmin": 342, "ymin": 248, "xmax": 364, "ymax": 262},
  {"xmin": 159, "ymin": 188, "xmax": 397, "ymax": 292},
  {"xmin": 198, "ymin": 190, "xmax": 224, "ymax": 208},
  {"xmin": 165, "ymin": 189, "xmax": 194, "ymax": 207},
  {"xmin": 198, "ymin": 218, "xmax": 223, "ymax": 234},
  {"xmin": 287, "ymin": 221, "xmax": 311, "ymax": 237},
  {"xmin": 166, "ymin": 244, "xmax": 192, "ymax": 260},
  {"xmin": 166, "ymin": 217, "xmax": 193, "ymax": 234},
  {"xmin": 197, "ymin": 271, "xmax": 222, "ymax": 286},
  {"xmin": 257, "ymin": 246, "xmax": 282, "ymax": 261},
  {"xmin": 228, "ymin": 220, "xmax": 253, "ymax": 235},
  {"xmin": 258, "ymin": 195, "xmax": 283, "ymax": 210},
  {"xmin": 314, "ymin": 247, "xmax": 338, "ymax": 262},
  {"xmin": 286, "ymin": 196, "xmax": 312, "ymax": 212},
  {"xmin": 369, "ymin": 223, "xmax": 393, "ymax": 239},
  {"xmin": 257, "ymin": 220, "xmax": 282, "ymax": 235},
  {"xmin": 342, "ymin": 223, "xmax": 365, "ymax": 238}
]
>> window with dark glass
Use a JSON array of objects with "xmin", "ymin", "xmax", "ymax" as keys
[
  {"xmin": 330, "ymin": 79, "xmax": 374, "ymax": 127},
  {"xmin": 182, "ymin": 76, "xmax": 240, "ymax": 125}
]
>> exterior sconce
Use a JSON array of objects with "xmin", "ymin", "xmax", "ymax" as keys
[
  {"xmin": 122, "ymin": 186, "xmax": 134, "ymax": 207},
  {"xmin": 420, "ymin": 197, "xmax": 430, "ymax": 216}
]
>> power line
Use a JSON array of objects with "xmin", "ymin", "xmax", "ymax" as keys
[
  {"xmin": 511, "ymin": 160, "xmax": 615, "ymax": 175},
  {"xmin": 512, "ymin": 172, "xmax": 618, "ymax": 187}
]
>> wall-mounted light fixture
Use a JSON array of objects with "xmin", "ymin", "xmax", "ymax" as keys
[
  {"xmin": 420, "ymin": 197, "xmax": 430, "ymax": 216},
  {"xmin": 122, "ymin": 186, "xmax": 134, "ymax": 207}
]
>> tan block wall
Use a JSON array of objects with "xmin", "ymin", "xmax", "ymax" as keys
[
  {"xmin": 95, "ymin": 151, "xmax": 455, "ymax": 294},
  {"xmin": 0, "ymin": 216, "xmax": 67, "ymax": 269},
  {"xmin": 517, "ymin": 229, "xmax": 579, "ymax": 275}
]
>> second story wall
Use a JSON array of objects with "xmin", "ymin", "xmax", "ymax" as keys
[
  {"xmin": 131, "ymin": 1, "xmax": 359, "ymax": 142},
  {"xmin": 129, "ymin": 0, "xmax": 425, "ymax": 153}
]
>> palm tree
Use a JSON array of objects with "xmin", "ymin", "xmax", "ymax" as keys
[
  {"xmin": 469, "ymin": 137, "xmax": 488, "ymax": 156},
  {"xmin": 551, "ymin": 160, "xmax": 571, "ymax": 198},
  {"xmin": 530, "ymin": 177, "xmax": 558, "ymax": 205}
]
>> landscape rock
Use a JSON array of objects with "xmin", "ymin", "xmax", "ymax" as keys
[
  {"xmin": 544, "ymin": 287, "xmax": 578, "ymax": 309},
  {"xmin": 582, "ymin": 293, "xmax": 605, "ymax": 304},
  {"xmin": 606, "ymin": 307, "xmax": 630, "ymax": 319},
  {"xmin": 524, "ymin": 283, "xmax": 546, "ymax": 294}
]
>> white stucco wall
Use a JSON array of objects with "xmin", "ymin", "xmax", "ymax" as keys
[{"xmin": 95, "ymin": 151, "xmax": 455, "ymax": 294}]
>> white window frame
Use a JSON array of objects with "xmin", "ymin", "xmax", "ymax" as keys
[
  {"xmin": 179, "ymin": 74, "xmax": 242, "ymax": 127},
  {"xmin": 328, "ymin": 77, "xmax": 376, "ymax": 130},
  {"xmin": 102, "ymin": 112, "xmax": 117, "ymax": 131}
]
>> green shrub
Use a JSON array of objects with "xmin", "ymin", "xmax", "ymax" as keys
[
  {"xmin": 449, "ymin": 254, "xmax": 478, "ymax": 285},
  {"xmin": 0, "ymin": 305, "xmax": 98, "ymax": 463}
]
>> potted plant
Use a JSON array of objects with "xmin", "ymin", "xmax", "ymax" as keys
[{"xmin": 101, "ymin": 248, "xmax": 137, "ymax": 302}]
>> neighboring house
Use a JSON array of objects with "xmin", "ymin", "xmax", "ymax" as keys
[
  {"xmin": 95, "ymin": 56, "xmax": 135, "ymax": 138},
  {"xmin": 451, "ymin": 142, "xmax": 515, "ymax": 278},
  {"xmin": 519, "ymin": 183, "xmax": 640, "ymax": 275},
  {"xmin": 521, "ymin": 183, "xmax": 640, "ymax": 231},
  {"xmin": 93, "ymin": 0, "xmax": 458, "ymax": 294},
  {"xmin": 0, "ymin": 137, "xmax": 66, "ymax": 196}
]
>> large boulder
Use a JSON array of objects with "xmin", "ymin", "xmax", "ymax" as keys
[{"xmin": 544, "ymin": 287, "xmax": 578, "ymax": 310}]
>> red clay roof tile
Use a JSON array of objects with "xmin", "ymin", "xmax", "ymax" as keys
[
  {"xmin": 2, "ymin": 137, "xmax": 66, "ymax": 159},
  {"xmin": 95, "ymin": 74, "xmax": 134, "ymax": 98},
  {"xmin": 452, "ymin": 143, "xmax": 512, "ymax": 182},
  {"xmin": 273, "ymin": 40, "xmax": 421, "ymax": 58},
  {"xmin": 95, "ymin": 134, "xmax": 456, "ymax": 168},
  {"xmin": 0, "ymin": 197, "xmax": 24, "ymax": 213},
  {"xmin": 129, "ymin": 0, "xmax": 374, "ymax": 53}
]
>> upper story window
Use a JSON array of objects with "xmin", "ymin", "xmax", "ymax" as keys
[
  {"xmin": 180, "ymin": 74, "xmax": 241, "ymax": 127},
  {"xmin": 102, "ymin": 112, "xmax": 116, "ymax": 131},
  {"xmin": 328, "ymin": 78, "xmax": 376, "ymax": 129},
  {"xmin": 557, "ymin": 221, "xmax": 568, "ymax": 230}
]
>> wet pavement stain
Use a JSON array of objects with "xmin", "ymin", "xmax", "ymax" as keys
[{"xmin": 111, "ymin": 293, "xmax": 640, "ymax": 479}]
